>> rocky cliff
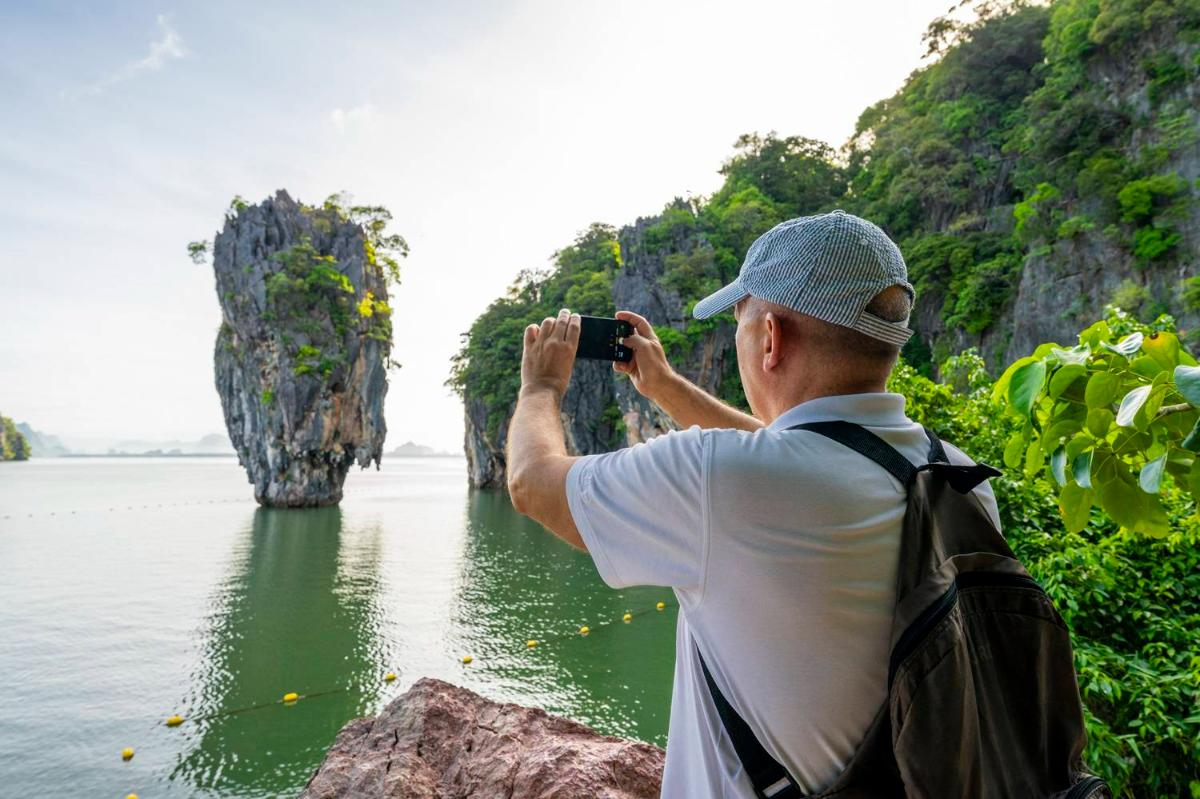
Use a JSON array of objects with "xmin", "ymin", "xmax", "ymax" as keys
[
  {"xmin": 209, "ymin": 191, "xmax": 397, "ymax": 507},
  {"xmin": 299, "ymin": 677, "xmax": 664, "ymax": 799},
  {"xmin": 456, "ymin": 1, "xmax": 1200, "ymax": 488}
]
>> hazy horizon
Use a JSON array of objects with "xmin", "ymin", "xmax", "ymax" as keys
[{"xmin": 1, "ymin": 0, "xmax": 955, "ymax": 453}]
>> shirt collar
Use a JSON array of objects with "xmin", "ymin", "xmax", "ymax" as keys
[{"xmin": 766, "ymin": 392, "xmax": 911, "ymax": 431}]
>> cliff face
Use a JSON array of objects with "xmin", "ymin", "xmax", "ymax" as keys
[
  {"xmin": 212, "ymin": 191, "xmax": 391, "ymax": 507},
  {"xmin": 461, "ymin": 210, "xmax": 739, "ymax": 488},
  {"xmin": 299, "ymin": 677, "xmax": 664, "ymax": 799},
  {"xmin": 458, "ymin": 4, "xmax": 1200, "ymax": 489},
  {"xmin": 920, "ymin": 26, "xmax": 1200, "ymax": 366},
  {"xmin": 463, "ymin": 358, "xmax": 620, "ymax": 488}
]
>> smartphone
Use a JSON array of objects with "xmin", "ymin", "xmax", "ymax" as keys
[{"xmin": 576, "ymin": 315, "xmax": 634, "ymax": 362}]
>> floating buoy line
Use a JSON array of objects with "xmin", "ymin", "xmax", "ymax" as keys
[
  {"xmin": 113, "ymin": 598, "xmax": 675, "ymax": 795},
  {"xmin": 0, "ymin": 484, "xmax": 461, "ymax": 521}
]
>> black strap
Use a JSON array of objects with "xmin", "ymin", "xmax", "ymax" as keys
[
  {"xmin": 696, "ymin": 644, "xmax": 803, "ymax": 798},
  {"xmin": 694, "ymin": 421, "xmax": 960, "ymax": 799},
  {"xmin": 787, "ymin": 420, "xmax": 927, "ymax": 486}
]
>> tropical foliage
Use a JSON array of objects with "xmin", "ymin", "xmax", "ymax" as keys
[{"xmin": 893, "ymin": 316, "xmax": 1200, "ymax": 797}]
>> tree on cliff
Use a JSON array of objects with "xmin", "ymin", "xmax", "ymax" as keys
[
  {"xmin": 0, "ymin": 415, "xmax": 31, "ymax": 461},
  {"xmin": 193, "ymin": 191, "xmax": 406, "ymax": 507}
]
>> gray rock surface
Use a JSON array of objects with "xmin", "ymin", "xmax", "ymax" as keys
[
  {"xmin": 299, "ymin": 677, "xmax": 664, "ymax": 799},
  {"xmin": 211, "ymin": 191, "xmax": 390, "ymax": 506}
]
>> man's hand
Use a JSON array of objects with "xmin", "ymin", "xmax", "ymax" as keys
[
  {"xmin": 522, "ymin": 308, "xmax": 581, "ymax": 397},
  {"xmin": 614, "ymin": 310, "xmax": 679, "ymax": 402},
  {"xmin": 613, "ymin": 308, "xmax": 763, "ymax": 432}
]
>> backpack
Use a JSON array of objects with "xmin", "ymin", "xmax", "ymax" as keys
[{"xmin": 695, "ymin": 420, "xmax": 1111, "ymax": 799}]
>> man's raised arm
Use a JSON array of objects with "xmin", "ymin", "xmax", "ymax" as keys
[{"xmin": 614, "ymin": 310, "xmax": 763, "ymax": 432}]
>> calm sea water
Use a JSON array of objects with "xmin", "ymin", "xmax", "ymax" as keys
[{"xmin": 0, "ymin": 457, "xmax": 676, "ymax": 798}]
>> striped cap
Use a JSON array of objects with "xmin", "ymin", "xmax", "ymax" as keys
[{"xmin": 692, "ymin": 210, "xmax": 914, "ymax": 346}]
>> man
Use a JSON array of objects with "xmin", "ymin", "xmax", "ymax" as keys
[{"xmin": 506, "ymin": 211, "xmax": 999, "ymax": 797}]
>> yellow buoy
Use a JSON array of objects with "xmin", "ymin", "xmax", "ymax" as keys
[
  {"xmin": 656, "ymin": 601, "xmax": 665, "ymax": 610},
  {"xmin": 166, "ymin": 714, "xmax": 184, "ymax": 727},
  {"xmin": 283, "ymin": 692, "xmax": 299, "ymax": 703},
  {"xmin": 384, "ymin": 672, "xmax": 397, "ymax": 682},
  {"xmin": 623, "ymin": 612, "xmax": 633, "ymax": 622},
  {"xmin": 579, "ymin": 625, "xmax": 589, "ymax": 635},
  {"xmin": 121, "ymin": 747, "xmax": 135, "ymax": 761},
  {"xmin": 526, "ymin": 639, "xmax": 538, "ymax": 648},
  {"xmin": 126, "ymin": 794, "xmax": 139, "ymax": 799},
  {"xmin": 461, "ymin": 655, "xmax": 473, "ymax": 664}
]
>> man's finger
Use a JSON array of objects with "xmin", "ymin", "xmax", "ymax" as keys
[
  {"xmin": 615, "ymin": 310, "xmax": 654, "ymax": 339},
  {"xmin": 557, "ymin": 307, "xmax": 571, "ymax": 339},
  {"xmin": 566, "ymin": 313, "xmax": 581, "ymax": 346},
  {"xmin": 524, "ymin": 323, "xmax": 539, "ymax": 348},
  {"xmin": 613, "ymin": 359, "xmax": 632, "ymax": 374},
  {"xmin": 620, "ymin": 332, "xmax": 656, "ymax": 351},
  {"xmin": 540, "ymin": 316, "xmax": 556, "ymax": 338}
]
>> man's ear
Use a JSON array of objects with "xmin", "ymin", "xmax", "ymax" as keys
[{"xmin": 763, "ymin": 311, "xmax": 783, "ymax": 371}]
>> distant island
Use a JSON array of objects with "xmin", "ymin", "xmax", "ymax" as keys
[
  {"xmin": 390, "ymin": 440, "xmax": 459, "ymax": 457},
  {"xmin": 15, "ymin": 423, "xmax": 68, "ymax": 457}
]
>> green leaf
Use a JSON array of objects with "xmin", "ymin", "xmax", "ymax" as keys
[
  {"xmin": 1101, "ymin": 331, "xmax": 1143, "ymax": 357},
  {"xmin": 1175, "ymin": 364, "xmax": 1200, "ymax": 407},
  {"xmin": 1142, "ymin": 331, "xmax": 1180, "ymax": 370},
  {"xmin": 992, "ymin": 355, "xmax": 1036, "ymax": 405},
  {"xmin": 1059, "ymin": 483, "xmax": 1092, "ymax": 534},
  {"xmin": 1065, "ymin": 434, "xmax": 1091, "ymax": 460},
  {"xmin": 1048, "ymin": 364, "xmax": 1088, "ymax": 399},
  {"xmin": 1078, "ymin": 320, "xmax": 1110, "ymax": 348},
  {"xmin": 1086, "ymin": 407, "xmax": 1114, "ymax": 438},
  {"xmin": 1003, "ymin": 433, "xmax": 1026, "ymax": 470},
  {"xmin": 1116, "ymin": 385, "xmax": 1152, "ymax": 427},
  {"xmin": 1024, "ymin": 438, "xmax": 1043, "ymax": 479},
  {"xmin": 1008, "ymin": 360, "xmax": 1047, "ymax": 418},
  {"xmin": 1183, "ymin": 417, "xmax": 1200, "ymax": 452},
  {"xmin": 1084, "ymin": 372, "xmax": 1118, "ymax": 409},
  {"xmin": 1072, "ymin": 450, "xmax": 1092, "ymax": 488},
  {"xmin": 1129, "ymin": 355, "xmax": 1167, "ymax": 379},
  {"xmin": 1094, "ymin": 469, "xmax": 1141, "ymax": 529},
  {"xmin": 1049, "ymin": 447, "xmax": 1067, "ymax": 486},
  {"xmin": 1134, "ymin": 384, "xmax": 1166, "ymax": 430},
  {"xmin": 1050, "ymin": 346, "xmax": 1089, "ymax": 366},
  {"xmin": 1139, "ymin": 453, "xmax": 1167, "ymax": 493}
]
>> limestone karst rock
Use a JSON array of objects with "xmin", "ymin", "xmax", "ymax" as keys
[
  {"xmin": 209, "ymin": 191, "xmax": 400, "ymax": 507},
  {"xmin": 298, "ymin": 677, "xmax": 665, "ymax": 798}
]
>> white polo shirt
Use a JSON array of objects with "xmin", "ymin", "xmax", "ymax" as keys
[{"xmin": 565, "ymin": 392, "xmax": 1000, "ymax": 798}]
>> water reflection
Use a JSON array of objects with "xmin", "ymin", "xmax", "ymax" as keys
[
  {"xmin": 172, "ymin": 507, "xmax": 387, "ymax": 797},
  {"xmin": 453, "ymin": 489, "xmax": 677, "ymax": 745}
]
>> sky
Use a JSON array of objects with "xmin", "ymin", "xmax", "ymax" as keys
[{"xmin": 0, "ymin": 0, "xmax": 956, "ymax": 453}]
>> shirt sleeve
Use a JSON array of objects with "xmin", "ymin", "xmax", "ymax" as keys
[{"xmin": 565, "ymin": 425, "xmax": 708, "ymax": 591}]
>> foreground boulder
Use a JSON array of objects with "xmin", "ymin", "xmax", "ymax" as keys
[
  {"xmin": 299, "ymin": 677, "xmax": 664, "ymax": 799},
  {"xmin": 207, "ymin": 191, "xmax": 402, "ymax": 506}
]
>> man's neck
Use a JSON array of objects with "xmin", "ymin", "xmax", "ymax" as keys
[{"xmin": 760, "ymin": 377, "xmax": 888, "ymax": 425}]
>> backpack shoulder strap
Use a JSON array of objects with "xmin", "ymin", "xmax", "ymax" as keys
[
  {"xmin": 696, "ymin": 642, "xmax": 803, "ymax": 798},
  {"xmin": 786, "ymin": 420, "xmax": 935, "ymax": 486}
]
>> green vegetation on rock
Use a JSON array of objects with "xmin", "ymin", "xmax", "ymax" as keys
[{"xmin": 0, "ymin": 415, "xmax": 31, "ymax": 461}]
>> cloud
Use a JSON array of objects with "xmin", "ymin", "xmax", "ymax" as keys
[
  {"xmin": 330, "ymin": 103, "xmax": 378, "ymax": 134},
  {"xmin": 84, "ymin": 15, "xmax": 186, "ymax": 96}
]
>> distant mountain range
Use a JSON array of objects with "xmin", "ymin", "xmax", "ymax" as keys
[
  {"xmin": 11, "ymin": 425, "xmax": 457, "ymax": 458},
  {"xmin": 15, "ymin": 423, "xmax": 70, "ymax": 457}
]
